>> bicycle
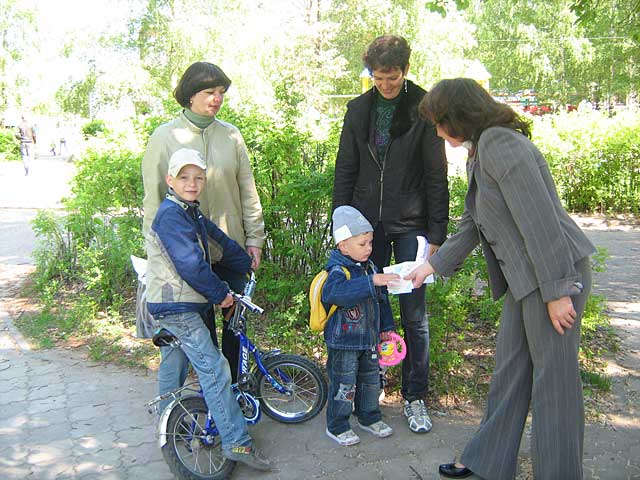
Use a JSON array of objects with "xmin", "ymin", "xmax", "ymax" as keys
[{"xmin": 147, "ymin": 272, "xmax": 328, "ymax": 480}]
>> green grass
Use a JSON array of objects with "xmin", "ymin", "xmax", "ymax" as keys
[{"xmin": 14, "ymin": 281, "xmax": 159, "ymax": 370}]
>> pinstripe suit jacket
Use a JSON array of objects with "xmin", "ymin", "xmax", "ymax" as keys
[{"xmin": 430, "ymin": 127, "xmax": 595, "ymax": 302}]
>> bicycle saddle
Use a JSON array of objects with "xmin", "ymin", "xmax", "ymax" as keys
[{"xmin": 152, "ymin": 328, "xmax": 178, "ymax": 347}]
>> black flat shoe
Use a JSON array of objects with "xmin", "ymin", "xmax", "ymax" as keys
[{"xmin": 439, "ymin": 462, "xmax": 473, "ymax": 478}]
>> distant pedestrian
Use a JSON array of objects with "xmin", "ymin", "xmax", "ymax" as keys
[
  {"xmin": 16, "ymin": 115, "xmax": 36, "ymax": 175},
  {"xmin": 57, "ymin": 122, "xmax": 69, "ymax": 157}
]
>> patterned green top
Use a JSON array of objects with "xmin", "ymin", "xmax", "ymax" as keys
[{"xmin": 374, "ymin": 92, "xmax": 403, "ymax": 163}]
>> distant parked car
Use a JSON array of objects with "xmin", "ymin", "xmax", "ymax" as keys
[{"xmin": 523, "ymin": 104, "xmax": 552, "ymax": 115}]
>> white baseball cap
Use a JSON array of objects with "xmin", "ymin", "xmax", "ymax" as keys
[{"xmin": 168, "ymin": 148, "xmax": 207, "ymax": 177}]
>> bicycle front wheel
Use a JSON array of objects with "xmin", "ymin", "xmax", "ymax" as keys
[
  {"xmin": 256, "ymin": 354, "xmax": 327, "ymax": 423},
  {"xmin": 161, "ymin": 396, "xmax": 235, "ymax": 480}
]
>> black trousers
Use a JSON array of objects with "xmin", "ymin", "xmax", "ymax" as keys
[{"xmin": 204, "ymin": 264, "xmax": 247, "ymax": 383}]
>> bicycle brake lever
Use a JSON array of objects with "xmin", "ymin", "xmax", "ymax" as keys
[
  {"xmin": 231, "ymin": 293, "xmax": 264, "ymax": 315},
  {"xmin": 239, "ymin": 295, "xmax": 264, "ymax": 315}
]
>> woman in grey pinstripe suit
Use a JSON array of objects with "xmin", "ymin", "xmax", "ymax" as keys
[{"xmin": 407, "ymin": 78, "xmax": 595, "ymax": 479}]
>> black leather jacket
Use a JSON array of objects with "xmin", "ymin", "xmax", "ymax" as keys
[{"xmin": 332, "ymin": 80, "xmax": 449, "ymax": 245}]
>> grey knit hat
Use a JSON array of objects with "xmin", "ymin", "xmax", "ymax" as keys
[{"xmin": 332, "ymin": 206, "xmax": 373, "ymax": 244}]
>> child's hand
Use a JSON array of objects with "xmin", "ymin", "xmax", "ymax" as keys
[
  {"xmin": 219, "ymin": 293, "xmax": 234, "ymax": 309},
  {"xmin": 380, "ymin": 331, "xmax": 395, "ymax": 342},
  {"xmin": 373, "ymin": 273, "xmax": 400, "ymax": 286}
]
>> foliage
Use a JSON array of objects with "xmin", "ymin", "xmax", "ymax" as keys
[
  {"xmin": 81, "ymin": 119, "xmax": 107, "ymax": 138},
  {"xmin": 467, "ymin": 0, "xmax": 593, "ymax": 105},
  {"xmin": 579, "ymin": 293, "xmax": 615, "ymax": 394},
  {"xmin": 32, "ymin": 142, "xmax": 145, "ymax": 310},
  {"xmin": 0, "ymin": 128, "xmax": 20, "ymax": 161},
  {"xmin": 31, "ymin": 210, "xmax": 74, "ymax": 287},
  {"xmin": 421, "ymin": 174, "xmax": 502, "ymax": 392},
  {"xmin": 533, "ymin": 110, "xmax": 640, "ymax": 213},
  {"xmin": 55, "ymin": 70, "xmax": 97, "ymax": 118},
  {"xmin": 127, "ymin": 0, "xmax": 218, "ymax": 103},
  {"xmin": 570, "ymin": 0, "xmax": 640, "ymax": 103},
  {"xmin": 218, "ymin": 86, "xmax": 338, "ymax": 354},
  {"xmin": 0, "ymin": 0, "xmax": 36, "ymax": 111}
]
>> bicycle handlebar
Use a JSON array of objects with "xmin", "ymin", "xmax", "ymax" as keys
[{"xmin": 231, "ymin": 292, "xmax": 264, "ymax": 315}]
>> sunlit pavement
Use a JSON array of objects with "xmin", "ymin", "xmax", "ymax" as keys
[{"xmin": 0, "ymin": 156, "xmax": 75, "ymax": 210}]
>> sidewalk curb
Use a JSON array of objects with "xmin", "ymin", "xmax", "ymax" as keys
[{"xmin": 0, "ymin": 303, "xmax": 32, "ymax": 351}]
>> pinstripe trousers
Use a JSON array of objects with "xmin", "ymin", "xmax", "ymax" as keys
[{"xmin": 461, "ymin": 257, "xmax": 591, "ymax": 479}]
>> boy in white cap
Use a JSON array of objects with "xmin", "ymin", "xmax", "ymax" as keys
[
  {"xmin": 322, "ymin": 205, "xmax": 400, "ymax": 446},
  {"xmin": 145, "ymin": 148, "xmax": 272, "ymax": 471}
]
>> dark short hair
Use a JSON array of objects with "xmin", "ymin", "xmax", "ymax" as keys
[
  {"xmin": 173, "ymin": 62, "xmax": 231, "ymax": 108},
  {"xmin": 363, "ymin": 35, "xmax": 411, "ymax": 73},
  {"xmin": 419, "ymin": 78, "xmax": 531, "ymax": 146}
]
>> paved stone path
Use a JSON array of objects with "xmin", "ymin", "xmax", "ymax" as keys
[{"xmin": 0, "ymin": 158, "xmax": 638, "ymax": 479}]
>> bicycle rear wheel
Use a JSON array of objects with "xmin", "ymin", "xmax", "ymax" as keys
[
  {"xmin": 161, "ymin": 396, "xmax": 235, "ymax": 480},
  {"xmin": 256, "ymin": 354, "xmax": 327, "ymax": 423}
]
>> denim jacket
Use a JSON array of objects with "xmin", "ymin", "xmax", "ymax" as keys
[{"xmin": 321, "ymin": 249, "xmax": 395, "ymax": 350}]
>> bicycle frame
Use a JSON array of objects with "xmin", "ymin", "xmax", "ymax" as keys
[{"xmin": 151, "ymin": 272, "xmax": 294, "ymax": 447}]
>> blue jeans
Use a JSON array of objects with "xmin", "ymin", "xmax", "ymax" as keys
[
  {"xmin": 157, "ymin": 311, "xmax": 251, "ymax": 449},
  {"xmin": 20, "ymin": 142, "xmax": 33, "ymax": 175},
  {"xmin": 326, "ymin": 348, "xmax": 382, "ymax": 435},
  {"xmin": 371, "ymin": 225, "xmax": 430, "ymax": 402}
]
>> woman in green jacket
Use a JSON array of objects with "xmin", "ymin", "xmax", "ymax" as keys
[{"xmin": 142, "ymin": 61, "xmax": 265, "ymax": 386}]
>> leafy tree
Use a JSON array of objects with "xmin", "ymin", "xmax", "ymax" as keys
[
  {"xmin": 570, "ymin": 0, "xmax": 640, "ymax": 104},
  {"xmin": 431, "ymin": 0, "xmax": 639, "ymax": 104},
  {"xmin": 467, "ymin": 0, "xmax": 594, "ymax": 103},
  {"xmin": 0, "ymin": 0, "xmax": 37, "ymax": 112},
  {"xmin": 55, "ymin": 69, "xmax": 97, "ymax": 118},
  {"xmin": 325, "ymin": 0, "xmax": 418, "ymax": 95},
  {"xmin": 128, "ymin": 0, "xmax": 229, "ymax": 104}
]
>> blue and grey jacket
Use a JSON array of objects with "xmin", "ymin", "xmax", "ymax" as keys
[
  {"xmin": 321, "ymin": 249, "xmax": 395, "ymax": 350},
  {"xmin": 146, "ymin": 190, "xmax": 252, "ymax": 317}
]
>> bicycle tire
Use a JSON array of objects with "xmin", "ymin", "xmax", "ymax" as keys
[
  {"xmin": 256, "ymin": 354, "xmax": 327, "ymax": 423},
  {"xmin": 161, "ymin": 396, "xmax": 235, "ymax": 480}
]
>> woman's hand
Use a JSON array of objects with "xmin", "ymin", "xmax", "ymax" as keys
[
  {"xmin": 547, "ymin": 296, "xmax": 576, "ymax": 335},
  {"xmin": 219, "ymin": 293, "xmax": 234, "ymax": 309},
  {"xmin": 404, "ymin": 261, "xmax": 435, "ymax": 288},
  {"xmin": 247, "ymin": 246, "xmax": 262, "ymax": 270},
  {"xmin": 373, "ymin": 273, "xmax": 400, "ymax": 286},
  {"xmin": 428, "ymin": 243, "xmax": 440, "ymax": 258}
]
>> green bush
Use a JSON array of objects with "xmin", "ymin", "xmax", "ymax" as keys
[
  {"xmin": 81, "ymin": 119, "xmax": 108, "ymax": 138},
  {"xmin": 218, "ymin": 88, "xmax": 338, "ymax": 354},
  {"xmin": 32, "ymin": 144, "xmax": 144, "ymax": 309},
  {"xmin": 0, "ymin": 128, "xmax": 20, "ymax": 161},
  {"xmin": 534, "ymin": 110, "xmax": 640, "ymax": 213}
]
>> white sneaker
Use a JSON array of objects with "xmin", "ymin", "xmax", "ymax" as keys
[
  {"xmin": 357, "ymin": 420, "xmax": 393, "ymax": 438},
  {"xmin": 403, "ymin": 399, "xmax": 432, "ymax": 433},
  {"xmin": 325, "ymin": 428, "xmax": 360, "ymax": 446}
]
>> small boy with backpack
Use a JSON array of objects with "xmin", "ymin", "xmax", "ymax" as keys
[
  {"xmin": 321, "ymin": 205, "xmax": 400, "ymax": 446},
  {"xmin": 145, "ymin": 148, "xmax": 272, "ymax": 471}
]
